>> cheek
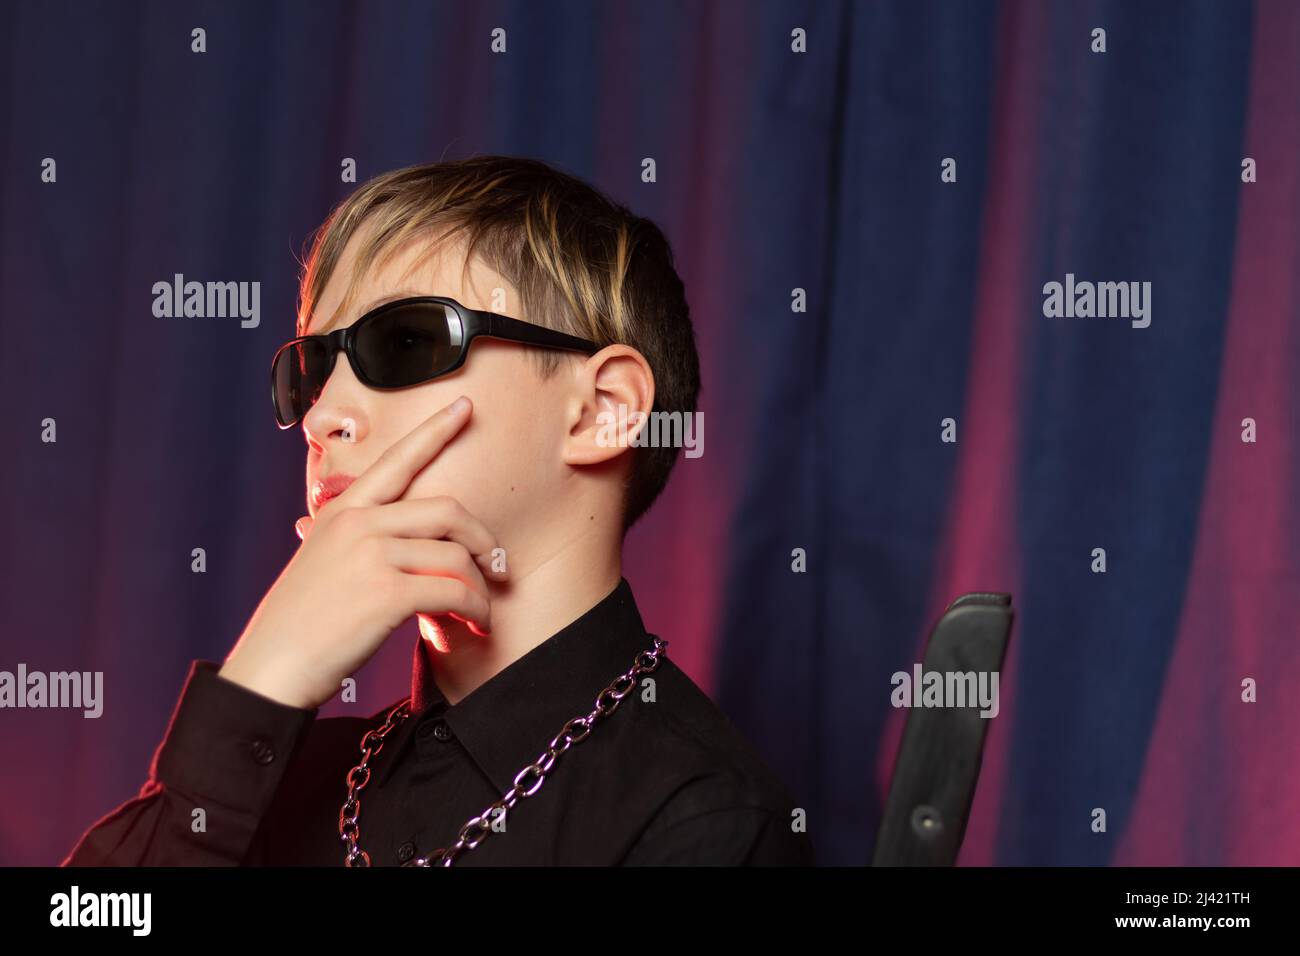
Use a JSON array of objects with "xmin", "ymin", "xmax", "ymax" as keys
[
  {"xmin": 404, "ymin": 421, "xmax": 552, "ymax": 534},
  {"xmin": 389, "ymin": 368, "xmax": 559, "ymax": 521},
  {"xmin": 399, "ymin": 413, "xmax": 507, "ymax": 518}
]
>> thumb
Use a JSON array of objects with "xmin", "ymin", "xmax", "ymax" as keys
[{"xmin": 295, "ymin": 515, "xmax": 314, "ymax": 541}]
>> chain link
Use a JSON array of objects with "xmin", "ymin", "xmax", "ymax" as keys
[{"xmin": 339, "ymin": 634, "xmax": 667, "ymax": 867}]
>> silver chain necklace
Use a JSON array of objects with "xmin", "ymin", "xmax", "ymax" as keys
[{"xmin": 338, "ymin": 634, "xmax": 667, "ymax": 867}]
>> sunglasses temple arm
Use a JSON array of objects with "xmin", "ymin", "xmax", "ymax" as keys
[{"xmin": 478, "ymin": 310, "xmax": 600, "ymax": 354}]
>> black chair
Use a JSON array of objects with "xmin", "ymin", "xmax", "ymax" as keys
[{"xmin": 872, "ymin": 593, "xmax": 1015, "ymax": 866}]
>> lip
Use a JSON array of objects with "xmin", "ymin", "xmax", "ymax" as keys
[{"xmin": 310, "ymin": 473, "xmax": 356, "ymax": 512}]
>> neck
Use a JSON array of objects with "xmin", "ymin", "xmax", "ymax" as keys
[{"xmin": 419, "ymin": 525, "xmax": 622, "ymax": 706}]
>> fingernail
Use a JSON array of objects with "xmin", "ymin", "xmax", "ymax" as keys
[
  {"xmin": 295, "ymin": 517, "xmax": 310, "ymax": 541},
  {"xmin": 450, "ymin": 396, "xmax": 470, "ymax": 416}
]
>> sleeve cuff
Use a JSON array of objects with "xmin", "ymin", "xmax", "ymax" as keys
[{"xmin": 152, "ymin": 660, "xmax": 318, "ymax": 817}]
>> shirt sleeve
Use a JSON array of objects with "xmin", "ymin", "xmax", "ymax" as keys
[
  {"xmin": 60, "ymin": 660, "xmax": 318, "ymax": 867},
  {"xmin": 621, "ymin": 776, "xmax": 817, "ymax": 866}
]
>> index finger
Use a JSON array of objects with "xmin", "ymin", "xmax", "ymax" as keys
[{"xmin": 343, "ymin": 395, "xmax": 472, "ymax": 507}]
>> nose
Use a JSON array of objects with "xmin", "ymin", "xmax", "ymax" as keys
[{"xmin": 302, "ymin": 357, "xmax": 370, "ymax": 450}]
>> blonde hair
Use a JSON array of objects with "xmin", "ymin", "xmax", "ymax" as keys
[{"xmin": 295, "ymin": 155, "xmax": 700, "ymax": 532}]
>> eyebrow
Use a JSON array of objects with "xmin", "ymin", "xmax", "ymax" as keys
[{"xmin": 304, "ymin": 289, "xmax": 428, "ymax": 336}]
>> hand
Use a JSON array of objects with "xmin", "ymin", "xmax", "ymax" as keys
[{"xmin": 218, "ymin": 396, "xmax": 506, "ymax": 710}]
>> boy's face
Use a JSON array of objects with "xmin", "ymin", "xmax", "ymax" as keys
[{"xmin": 298, "ymin": 224, "xmax": 577, "ymax": 554}]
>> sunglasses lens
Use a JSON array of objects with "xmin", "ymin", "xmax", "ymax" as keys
[
  {"xmin": 272, "ymin": 338, "xmax": 330, "ymax": 426},
  {"xmin": 354, "ymin": 301, "xmax": 461, "ymax": 388}
]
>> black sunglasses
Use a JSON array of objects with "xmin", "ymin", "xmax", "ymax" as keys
[{"xmin": 271, "ymin": 295, "xmax": 600, "ymax": 428}]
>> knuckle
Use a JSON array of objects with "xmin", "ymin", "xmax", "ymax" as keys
[
  {"xmin": 329, "ymin": 505, "xmax": 366, "ymax": 536},
  {"xmin": 430, "ymin": 495, "xmax": 464, "ymax": 517},
  {"xmin": 356, "ymin": 533, "xmax": 386, "ymax": 565},
  {"xmin": 372, "ymin": 569, "xmax": 406, "ymax": 609},
  {"xmin": 442, "ymin": 576, "xmax": 471, "ymax": 608},
  {"xmin": 452, "ymin": 546, "xmax": 477, "ymax": 579}
]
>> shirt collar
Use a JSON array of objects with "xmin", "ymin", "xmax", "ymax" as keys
[{"xmin": 373, "ymin": 576, "xmax": 660, "ymax": 792}]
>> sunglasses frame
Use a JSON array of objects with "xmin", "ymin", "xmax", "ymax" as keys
[{"xmin": 272, "ymin": 295, "xmax": 601, "ymax": 428}]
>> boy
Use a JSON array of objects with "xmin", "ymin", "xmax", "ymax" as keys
[{"xmin": 63, "ymin": 155, "xmax": 813, "ymax": 866}]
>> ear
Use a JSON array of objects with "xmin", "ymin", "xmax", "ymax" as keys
[{"xmin": 561, "ymin": 345, "xmax": 655, "ymax": 466}]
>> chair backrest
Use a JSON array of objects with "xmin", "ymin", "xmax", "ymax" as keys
[{"xmin": 871, "ymin": 593, "xmax": 1015, "ymax": 866}]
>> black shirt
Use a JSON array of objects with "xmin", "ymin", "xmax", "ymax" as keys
[{"xmin": 62, "ymin": 577, "xmax": 814, "ymax": 866}]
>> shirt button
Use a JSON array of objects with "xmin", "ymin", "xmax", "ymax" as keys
[
  {"xmin": 432, "ymin": 720, "xmax": 452, "ymax": 741},
  {"xmin": 397, "ymin": 842, "xmax": 416, "ymax": 863},
  {"xmin": 250, "ymin": 738, "xmax": 275, "ymax": 765}
]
